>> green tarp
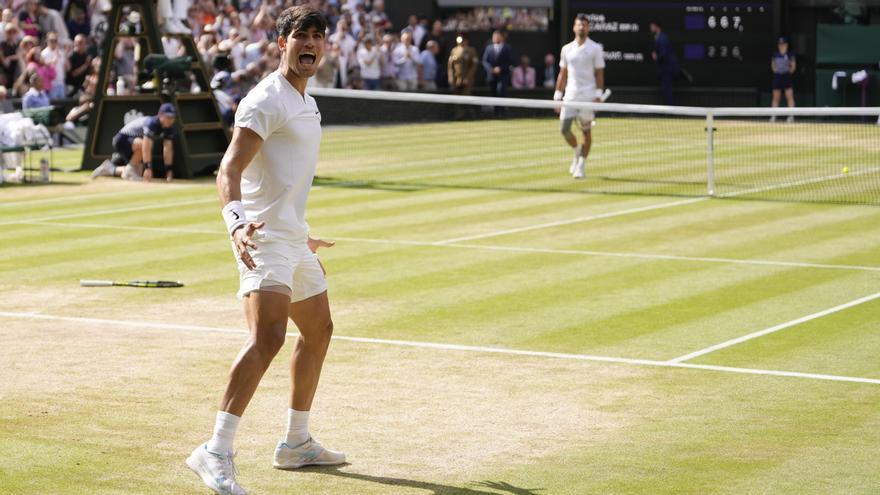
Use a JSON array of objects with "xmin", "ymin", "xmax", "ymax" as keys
[{"xmin": 816, "ymin": 24, "xmax": 880, "ymax": 65}]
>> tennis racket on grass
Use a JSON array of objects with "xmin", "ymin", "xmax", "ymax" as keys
[{"xmin": 80, "ymin": 280, "xmax": 184, "ymax": 288}]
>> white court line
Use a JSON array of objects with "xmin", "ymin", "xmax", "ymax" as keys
[
  {"xmin": 0, "ymin": 311, "xmax": 877, "ymax": 386},
  {"xmin": 435, "ymin": 197, "xmax": 708, "ymax": 244},
  {"xmin": 0, "ymin": 197, "xmax": 216, "ymax": 226},
  {"xmin": 0, "ymin": 185, "xmax": 203, "ymax": 209},
  {"xmin": 668, "ymin": 291, "xmax": 880, "ymax": 363},
  {"xmin": 21, "ymin": 221, "xmax": 880, "ymax": 274}
]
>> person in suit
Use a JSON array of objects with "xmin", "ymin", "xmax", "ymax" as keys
[
  {"xmin": 481, "ymin": 29, "xmax": 512, "ymax": 100},
  {"xmin": 650, "ymin": 21, "xmax": 678, "ymax": 105}
]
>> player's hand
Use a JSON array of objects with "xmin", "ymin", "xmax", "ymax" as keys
[
  {"xmin": 307, "ymin": 236, "xmax": 335, "ymax": 275},
  {"xmin": 233, "ymin": 221, "xmax": 266, "ymax": 270},
  {"xmin": 593, "ymin": 97, "xmax": 601, "ymax": 103}
]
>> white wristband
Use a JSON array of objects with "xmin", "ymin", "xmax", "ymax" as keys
[
  {"xmin": 553, "ymin": 90, "xmax": 563, "ymax": 101},
  {"xmin": 222, "ymin": 201, "xmax": 247, "ymax": 236},
  {"xmin": 594, "ymin": 88, "xmax": 605, "ymax": 99}
]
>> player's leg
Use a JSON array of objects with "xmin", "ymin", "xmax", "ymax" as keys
[
  {"xmin": 274, "ymin": 251, "xmax": 345, "ymax": 469},
  {"xmin": 559, "ymin": 108, "xmax": 581, "ymax": 175},
  {"xmin": 571, "ymin": 111, "xmax": 593, "ymax": 179},
  {"xmin": 91, "ymin": 134, "xmax": 130, "ymax": 179},
  {"xmin": 187, "ymin": 290, "xmax": 290, "ymax": 495}
]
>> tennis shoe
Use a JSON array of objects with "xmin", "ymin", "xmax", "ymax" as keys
[
  {"xmin": 90, "ymin": 160, "xmax": 116, "ymax": 179},
  {"xmin": 569, "ymin": 144, "xmax": 582, "ymax": 174},
  {"xmin": 273, "ymin": 436, "xmax": 346, "ymax": 470},
  {"xmin": 572, "ymin": 158, "xmax": 585, "ymax": 179},
  {"xmin": 121, "ymin": 164, "xmax": 142, "ymax": 181},
  {"xmin": 186, "ymin": 443, "xmax": 247, "ymax": 495}
]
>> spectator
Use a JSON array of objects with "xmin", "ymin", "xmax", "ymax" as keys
[
  {"xmin": 0, "ymin": 8, "xmax": 15, "ymax": 41},
  {"xmin": 25, "ymin": 47, "xmax": 55, "ymax": 94},
  {"xmin": 370, "ymin": 0, "xmax": 391, "ymax": 32},
  {"xmin": 64, "ymin": 56, "xmax": 99, "ymax": 126},
  {"xmin": 512, "ymin": 54, "xmax": 536, "ymax": 89},
  {"xmin": 330, "ymin": 18, "xmax": 357, "ymax": 87},
  {"xmin": 379, "ymin": 33, "xmax": 398, "ymax": 90},
  {"xmin": 64, "ymin": 4, "xmax": 90, "ymax": 39},
  {"xmin": 0, "ymin": 84, "xmax": 13, "ymax": 113},
  {"xmin": 22, "ymin": 72, "xmax": 50, "ymax": 109},
  {"xmin": 448, "ymin": 33, "xmax": 477, "ymax": 96},
  {"xmin": 357, "ymin": 37, "xmax": 380, "ymax": 90},
  {"xmin": 313, "ymin": 41, "xmax": 340, "ymax": 88},
  {"xmin": 18, "ymin": 0, "xmax": 40, "ymax": 39},
  {"xmin": 40, "ymin": 31, "xmax": 66, "ymax": 99},
  {"xmin": 66, "ymin": 33, "xmax": 91, "ymax": 96},
  {"xmin": 1, "ymin": 25, "xmax": 19, "ymax": 88},
  {"xmin": 420, "ymin": 19, "xmax": 448, "ymax": 88},
  {"xmin": 541, "ymin": 53, "xmax": 556, "ymax": 89},
  {"xmin": 37, "ymin": 2, "xmax": 69, "ymax": 44},
  {"xmin": 393, "ymin": 31, "xmax": 420, "ymax": 91},
  {"xmin": 482, "ymin": 29, "xmax": 512, "ymax": 99},
  {"xmin": 419, "ymin": 40, "xmax": 438, "ymax": 90}
]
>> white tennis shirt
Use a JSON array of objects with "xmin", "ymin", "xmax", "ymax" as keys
[
  {"xmin": 559, "ymin": 38, "xmax": 605, "ymax": 101},
  {"xmin": 235, "ymin": 71, "xmax": 322, "ymax": 244}
]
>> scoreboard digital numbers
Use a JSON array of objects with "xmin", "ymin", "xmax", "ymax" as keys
[{"xmin": 567, "ymin": 1, "xmax": 776, "ymax": 88}]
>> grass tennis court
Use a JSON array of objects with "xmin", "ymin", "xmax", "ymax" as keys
[{"xmin": 2, "ymin": 119, "xmax": 879, "ymax": 494}]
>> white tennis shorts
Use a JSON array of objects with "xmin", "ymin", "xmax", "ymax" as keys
[
  {"xmin": 560, "ymin": 105, "xmax": 596, "ymax": 133},
  {"xmin": 234, "ymin": 237, "xmax": 327, "ymax": 302}
]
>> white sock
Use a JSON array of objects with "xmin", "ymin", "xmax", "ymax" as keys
[
  {"xmin": 573, "ymin": 144, "xmax": 582, "ymax": 156},
  {"xmin": 206, "ymin": 411, "xmax": 240, "ymax": 454},
  {"xmin": 285, "ymin": 408, "xmax": 310, "ymax": 446}
]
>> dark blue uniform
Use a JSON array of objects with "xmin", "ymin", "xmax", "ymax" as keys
[
  {"xmin": 771, "ymin": 51, "xmax": 794, "ymax": 90},
  {"xmin": 111, "ymin": 115, "xmax": 177, "ymax": 174},
  {"xmin": 654, "ymin": 32, "xmax": 679, "ymax": 105}
]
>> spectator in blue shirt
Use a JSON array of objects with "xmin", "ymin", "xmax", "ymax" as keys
[
  {"xmin": 22, "ymin": 72, "xmax": 50, "ymax": 109},
  {"xmin": 419, "ymin": 40, "xmax": 439, "ymax": 90}
]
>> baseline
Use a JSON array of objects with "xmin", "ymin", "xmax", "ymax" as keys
[{"xmin": 0, "ymin": 311, "xmax": 877, "ymax": 386}]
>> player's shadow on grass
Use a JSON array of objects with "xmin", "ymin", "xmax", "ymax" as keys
[{"xmin": 293, "ymin": 465, "xmax": 542, "ymax": 495}]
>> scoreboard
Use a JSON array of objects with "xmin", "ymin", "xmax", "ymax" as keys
[{"xmin": 567, "ymin": 1, "xmax": 776, "ymax": 88}]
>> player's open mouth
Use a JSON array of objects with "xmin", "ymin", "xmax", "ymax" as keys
[{"xmin": 299, "ymin": 52, "xmax": 317, "ymax": 66}]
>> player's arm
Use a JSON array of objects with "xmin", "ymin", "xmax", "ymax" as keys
[
  {"xmin": 555, "ymin": 66, "xmax": 567, "ymax": 97},
  {"xmin": 162, "ymin": 138, "xmax": 174, "ymax": 182},
  {"xmin": 141, "ymin": 135, "xmax": 154, "ymax": 166},
  {"xmin": 218, "ymin": 127, "xmax": 264, "ymax": 270},
  {"xmin": 594, "ymin": 68, "xmax": 605, "ymax": 101},
  {"xmin": 789, "ymin": 57, "xmax": 796, "ymax": 74}
]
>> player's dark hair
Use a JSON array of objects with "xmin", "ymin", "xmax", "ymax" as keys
[
  {"xmin": 276, "ymin": 6, "xmax": 328, "ymax": 39},
  {"xmin": 575, "ymin": 13, "xmax": 590, "ymax": 23}
]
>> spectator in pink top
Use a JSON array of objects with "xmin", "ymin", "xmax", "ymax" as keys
[
  {"xmin": 512, "ymin": 54, "xmax": 536, "ymax": 89},
  {"xmin": 25, "ymin": 47, "xmax": 55, "ymax": 90}
]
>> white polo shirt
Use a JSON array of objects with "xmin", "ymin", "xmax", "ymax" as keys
[
  {"xmin": 235, "ymin": 71, "xmax": 322, "ymax": 244},
  {"xmin": 559, "ymin": 38, "xmax": 605, "ymax": 101}
]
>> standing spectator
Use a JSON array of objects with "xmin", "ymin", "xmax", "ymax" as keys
[
  {"xmin": 770, "ymin": 37, "xmax": 796, "ymax": 123},
  {"xmin": 393, "ymin": 31, "xmax": 420, "ymax": 92},
  {"xmin": 40, "ymin": 31, "xmax": 66, "ymax": 99},
  {"xmin": 370, "ymin": 0, "xmax": 392, "ymax": 32},
  {"xmin": 66, "ymin": 33, "xmax": 91, "ymax": 96},
  {"xmin": 650, "ymin": 21, "xmax": 678, "ymax": 105},
  {"xmin": 357, "ymin": 37, "xmax": 381, "ymax": 90},
  {"xmin": 541, "ymin": 53, "xmax": 556, "ymax": 89},
  {"xmin": 379, "ymin": 33, "xmax": 397, "ymax": 90},
  {"xmin": 330, "ymin": 19, "xmax": 357, "ymax": 87},
  {"xmin": 313, "ymin": 41, "xmax": 339, "ymax": 88},
  {"xmin": 18, "ymin": 0, "xmax": 40, "ymax": 39},
  {"xmin": 400, "ymin": 15, "xmax": 418, "ymax": 39},
  {"xmin": 512, "ymin": 54, "xmax": 536, "ymax": 89},
  {"xmin": 0, "ymin": 25, "xmax": 19, "ymax": 89},
  {"xmin": 65, "ymin": 4, "xmax": 91, "ymax": 39},
  {"xmin": 37, "ymin": 2, "xmax": 69, "ymax": 44},
  {"xmin": 0, "ymin": 8, "xmax": 16, "ymax": 40},
  {"xmin": 413, "ymin": 16, "xmax": 429, "ymax": 48},
  {"xmin": 419, "ymin": 19, "xmax": 448, "ymax": 89},
  {"xmin": 22, "ymin": 72, "xmax": 50, "ymax": 109},
  {"xmin": 482, "ymin": 29, "xmax": 513, "ymax": 99},
  {"xmin": 448, "ymin": 33, "xmax": 477, "ymax": 96},
  {"xmin": 419, "ymin": 40, "xmax": 438, "ymax": 90}
]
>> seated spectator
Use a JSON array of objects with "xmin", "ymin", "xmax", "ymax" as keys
[
  {"xmin": 66, "ymin": 33, "xmax": 91, "ymax": 96},
  {"xmin": 0, "ymin": 84, "xmax": 13, "ymax": 113},
  {"xmin": 22, "ymin": 72, "xmax": 50, "ymax": 109},
  {"xmin": 1, "ymin": 25, "xmax": 20, "ymax": 88},
  {"xmin": 419, "ymin": 40, "xmax": 438, "ymax": 90},
  {"xmin": 512, "ymin": 55, "xmax": 536, "ymax": 89},
  {"xmin": 64, "ymin": 4, "xmax": 91, "ymax": 39},
  {"xmin": 18, "ymin": 0, "xmax": 40, "ymax": 39},
  {"xmin": 541, "ymin": 53, "xmax": 556, "ymax": 89},
  {"xmin": 37, "ymin": 2, "xmax": 69, "ymax": 43},
  {"xmin": 25, "ymin": 48, "xmax": 56, "ymax": 96}
]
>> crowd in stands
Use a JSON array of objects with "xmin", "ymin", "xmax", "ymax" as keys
[{"xmin": 0, "ymin": 0, "xmax": 556, "ymax": 124}]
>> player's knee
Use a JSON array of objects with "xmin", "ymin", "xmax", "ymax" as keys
[{"xmin": 253, "ymin": 326, "xmax": 286, "ymax": 358}]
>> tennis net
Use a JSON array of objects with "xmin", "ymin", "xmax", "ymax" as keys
[{"xmin": 309, "ymin": 88, "xmax": 880, "ymax": 206}]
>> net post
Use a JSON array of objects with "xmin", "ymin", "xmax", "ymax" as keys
[{"xmin": 706, "ymin": 111, "xmax": 716, "ymax": 197}]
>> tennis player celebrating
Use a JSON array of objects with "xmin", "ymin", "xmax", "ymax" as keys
[
  {"xmin": 186, "ymin": 7, "xmax": 343, "ymax": 495},
  {"xmin": 555, "ymin": 13, "xmax": 605, "ymax": 179}
]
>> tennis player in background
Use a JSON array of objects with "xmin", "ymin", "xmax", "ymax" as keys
[
  {"xmin": 554, "ymin": 13, "xmax": 605, "ymax": 179},
  {"xmin": 186, "ymin": 7, "xmax": 344, "ymax": 495}
]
